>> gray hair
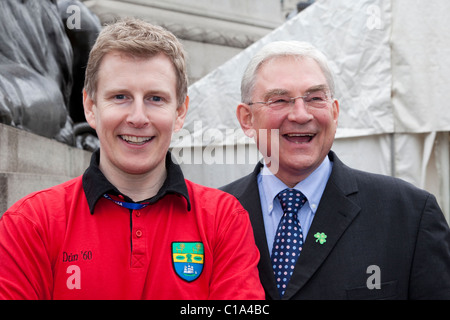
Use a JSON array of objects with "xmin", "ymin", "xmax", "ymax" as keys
[{"xmin": 241, "ymin": 41, "xmax": 335, "ymax": 103}]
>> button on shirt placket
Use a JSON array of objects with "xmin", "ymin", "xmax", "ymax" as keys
[
  {"xmin": 131, "ymin": 208, "xmax": 146, "ymax": 268},
  {"xmin": 102, "ymin": 195, "xmax": 149, "ymax": 268}
]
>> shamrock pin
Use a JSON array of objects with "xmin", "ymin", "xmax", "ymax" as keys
[{"xmin": 314, "ymin": 232, "xmax": 327, "ymax": 244}]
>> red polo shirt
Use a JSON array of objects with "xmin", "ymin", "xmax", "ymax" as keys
[{"xmin": 0, "ymin": 151, "xmax": 264, "ymax": 300}]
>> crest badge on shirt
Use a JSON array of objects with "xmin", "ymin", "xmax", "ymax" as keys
[{"xmin": 172, "ymin": 242, "xmax": 204, "ymax": 282}]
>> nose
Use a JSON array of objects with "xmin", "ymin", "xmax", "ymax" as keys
[
  {"xmin": 287, "ymin": 97, "xmax": 313, "ymax": 123},
  {"xmin": 126, "ymin": 100, "xmax": 149, "ymax": 128}
]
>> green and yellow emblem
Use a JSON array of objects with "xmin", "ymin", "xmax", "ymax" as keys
[{"xmin": 172, "ymin": 242, "xmax": 204, "ymax": 282}]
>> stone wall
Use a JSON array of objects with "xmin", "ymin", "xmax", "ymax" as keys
[
  {"xmin": 0, "ymin": 124, "xmax": 91, "ymax": 215},
  {"xmin": 84, "ymin": 0, "xmax": 283, "ymax": 83}
]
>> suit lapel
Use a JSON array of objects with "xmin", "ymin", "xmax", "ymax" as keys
[
  {"xmin": 283, "ymin": 152, "xmax": 361, "ymax": 299},
  {"xmin": 236, "ymin": 163, "xmax": 280, "ymax": 300}
]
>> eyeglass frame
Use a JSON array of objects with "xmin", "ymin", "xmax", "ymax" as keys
[{"xmin": 246, "ymin": 87, "xmax": 333, "ymax": 109}]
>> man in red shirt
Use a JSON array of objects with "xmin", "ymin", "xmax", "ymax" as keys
[{"xmin": 0, "ymin": 18, "xmax": 264, "ymax": 300}]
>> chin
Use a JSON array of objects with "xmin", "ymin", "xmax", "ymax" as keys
[
  {"xmin": 119, "ymin": 161, "xmax": 159, "ymax": 175},
  {"xmin": 282, "ymin": 157, "xmax": 317, "ymax": 173}
]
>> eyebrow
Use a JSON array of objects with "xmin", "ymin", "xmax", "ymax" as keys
[
  {"xmin": 305, "ymin": 84, "xmax": 329, "ymax": 93},
  {"xmin": 103, "ymin": 87, "xmax": 173, "ymax": 99},
  {"xmin": 262, "ymin": 84, "xmax": 329, "ymax": 101},
  {"xmin": 263, "ymin": 89, "xmax": 289, "ymax": 102}
]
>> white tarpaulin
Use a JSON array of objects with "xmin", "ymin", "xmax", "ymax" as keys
[{"xmin": 171, "ymin": 0, "xmax": 450, "ymax": 221}]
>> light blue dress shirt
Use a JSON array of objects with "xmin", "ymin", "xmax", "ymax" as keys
[{"xmin": 257, "ymin": 156, "xmax": 333, "ymax": 255}]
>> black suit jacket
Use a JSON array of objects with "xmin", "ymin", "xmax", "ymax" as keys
[{"xmin": 221, "ymin": 151, "xmax": 450, "ymax": 299}]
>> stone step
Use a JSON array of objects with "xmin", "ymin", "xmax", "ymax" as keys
[
  {"xmin": 0, "ymin": 172, "xmax": 77, "ymax": 214},
  {"xmin": 0, "ymin": 124, "xmax": 91, "ymax": 176},
  {"xmin": 0, "ymin": 123, "xmax": 91, "ymax": 215}
]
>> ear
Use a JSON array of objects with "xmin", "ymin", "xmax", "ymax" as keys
[
  {"xmin": 331, "ymin": 99, "xmax": 339, "ymax": 125},
  {"xmin": 236, "ymin": 103, "xmax": 255, "ymax": 138},
  {"xmin": 83, "ymin": 89, "xmax": 97, "ymax": 130},
  {"xmin": 173, "ymin": 96, "xmax": 189, "ymax": 132}
]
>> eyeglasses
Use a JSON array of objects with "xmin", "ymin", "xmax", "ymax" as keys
[{"xmin": 248, "ymin": 90, "xmax": 331, "ymax": 110}]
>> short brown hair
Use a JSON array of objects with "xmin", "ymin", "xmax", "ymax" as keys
[{"xmin": 84, "ymin": 18, "xmax": 188, "ymax": 106}]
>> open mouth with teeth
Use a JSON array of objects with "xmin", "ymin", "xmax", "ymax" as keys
[
  {"xmin": 283, "ymin": 133, "xmax": 315, "ymax": 144},
  {"xmin": 120, "ymin": 135, "xmax": 154, "ymax": 145}
]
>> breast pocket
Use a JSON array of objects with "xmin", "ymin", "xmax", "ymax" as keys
[{"xmin": 346, "ymin": 280, "xmax": 398, "ymax": 300}]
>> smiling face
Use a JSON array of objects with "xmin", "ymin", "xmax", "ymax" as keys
[
  {"xmin": 83, "ymin": 51, "xmax": 188, "ymax": 180},
  {"xmin": 237, "ymin": 56, "xmax": 339, "ymax": 186}
]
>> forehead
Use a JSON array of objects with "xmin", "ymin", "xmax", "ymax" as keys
[
  {"xmin": 97, "ymin": 51, "xmax": 177, "ymax": 91},
  {"xmin": 254, "ymin": 56, "xmax": 327, "ymax": 95}
]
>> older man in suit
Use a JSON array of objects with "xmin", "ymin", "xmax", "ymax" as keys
[{"xmin": 221, "ymin": 41, "xmax": 450, "ymax": 299}]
